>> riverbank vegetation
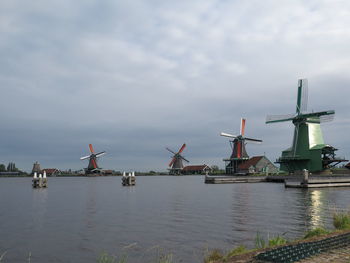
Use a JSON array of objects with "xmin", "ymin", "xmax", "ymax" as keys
[{"xmin": 203, "ymin": 210, "xmax": 350, "ymax": 263}]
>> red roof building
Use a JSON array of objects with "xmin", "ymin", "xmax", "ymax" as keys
[
  {"xmin": 182, "ymin": 165, "xmax": 212, "ymax": 175},
  {"xmin": 238, "ymin": 156, "xmax": 278, "ymax": 174},
  {"xmin": 42, "ymin": 168, "xmax": 60, "ymax": 176}
]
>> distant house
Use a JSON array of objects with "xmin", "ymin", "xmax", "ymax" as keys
[
  {"xmin": 345, "ymin": 163, "xmax": 350, "ymax": 169},
  {"xmin": 238, "ymin": 156, "xmax": 278, "ymax": 174},
  {"xmin": 102, "ymin": 170, "xmax": 113, "ymax": 175},
  {"xmin": 42, "ymin": 168, "xmax": 60, "ymax": 176},
  {"xmin": 182, "ymin": 165, "xmax": 212, "ymax": 175}
]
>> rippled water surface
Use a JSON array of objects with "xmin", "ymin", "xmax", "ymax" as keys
[{"xmin": 1, "ymin": 176, "xmax": 350, "ymax": 262}]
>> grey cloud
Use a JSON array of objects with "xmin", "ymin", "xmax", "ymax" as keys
[{"xmin": 0, "ymin": 0, "xmax": 349, "ymax": 172}]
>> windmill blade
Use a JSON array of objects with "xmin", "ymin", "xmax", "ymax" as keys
[
  {"xmin": 96, "ymin": 151, "xmax": 106, "ymax": 158},
  {"xmin": 296, "ymin": 79, "xmax": 308, "ymax": 114},
  {"xmin": 244, "ymin": 137, "xmax": 263, "ymax": 144},
  {"xmin": 178, "ymin": 143, "xmax": 186, "ymax": 154},
  {"xmin": 266, "ymin": 114, "xmax": 295, "ymax": 124},
  {"xmin": 166, "ymin": 147, "xmax": 177, "ymax": 155},
  {"xmin": 320, "ymin": 114, "xmax": 335, "ymax": 123},
  {"xmin": 91, "ymin": 158, "xmax": 98, "ymax": 169},
  {"xmin": 299, "ymin": 110, "xmax": 335, "ymax": 119},
  {"xmin": 169, "ymin": 157, "xmax": 176, "ymax": 167},
  {"xmin": 220, "ymin": 132, "xmax": 238, "ymax": 138},
  {"xmin": 300, "ymin": 79, "xmax": 308, "ymax": 112},
  {"xmin": 180, "ymin": 155, "xmax": 189, "ymax": 162},
  {"xmin": 89, "ymin": 144, "xmax": 95, "ymax": 154},
  {"xmin": 240, "ymin": 118, "xmax": 246, "ymax": 136},
  {"xmin": 80, "ymin": 155, "xmax": 91, "ymax": 160}
]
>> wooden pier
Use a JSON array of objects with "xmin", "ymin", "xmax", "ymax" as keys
[
  {"xmin": 205, "ymin": 175, "xmax": 266, "ymax": 184},
  {"xmin": 285, "ymin": 176, "xmax": 350, "ymax": 188},
  {"xmin": 205, "ymin": 170, "xmax": 350, "ymax": 188}
]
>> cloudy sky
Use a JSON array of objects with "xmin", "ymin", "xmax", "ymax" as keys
[{"xmin": 1, "ymin": 0, "xmax": 350, "ymax": 172}]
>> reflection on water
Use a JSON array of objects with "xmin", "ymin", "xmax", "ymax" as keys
[
  {"xmin": 0, "ymin": 177, "xmax": 350, "ymax": 263},
  {"xmin": 309, "ymin": 190, "xmax": 324, "ymax": 228}
]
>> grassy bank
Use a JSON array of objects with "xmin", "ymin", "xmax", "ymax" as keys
[{"xmin": 204, "ymin": 210, "xmax": 350, "ymax": 263}]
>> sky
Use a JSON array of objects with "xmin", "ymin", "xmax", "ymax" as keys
[{"xmin": 1, "ymin": 0, "xmax": 350, "ymax": 172}]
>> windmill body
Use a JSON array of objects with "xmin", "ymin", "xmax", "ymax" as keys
[
  {"xmin": 266, "ymin": 79, "xmax": 347, "ymax": 173},
  {"xmin": 221, "ymin": 118, "xmax": 262, "ymax": 174},
  {"xmin": 80, "ymin": 144, "xmax": 106, "ymax": 174},
  {"xmin": 166, "ymin": 143, "xmax": 189, "ymax": 175}
]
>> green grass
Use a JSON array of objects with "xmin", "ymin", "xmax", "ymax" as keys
[
  {"xmin": 255, "ymin": 232, "xmax": 288, "ymax": 249},
  {"xmin": 255, "ymin": 232, "xmax": 266, "ymax": 249},
  {"xmin": 268, "ymin": 235, "xmax": 287, "ymax": 247},
  {"xmin": 333, "ymin": 211, "xmax": 350, "ymax": 230},
  {"xmin": 97, "ymin": 251, "xmax": 174, "ymax": 263},
  {"xmin": 203, "ymin": 245, "xmax": 250, "ymax": 263},
  {"xmin": 224, "ymin": 245, "xmax": 248, "ymax": 258},
  {"xmin": 97, "ymin": 252, "xmax": 127, "ymax": 263},
  {"xmin": 203, "ymin": 249, "xmax": 223, "ymax": 263},
  {"xmin": 303, "ymin": 227, "xmax": 330, "ymax": 239}
]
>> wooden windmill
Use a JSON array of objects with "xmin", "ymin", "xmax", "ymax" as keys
[
  {"xmin": 266, "ymin": 79, "xmax": 347, "ymax": 173},
  {"xmin": 80, "ymin": 144, "xmax": 106, "ymax": 174},
  {"xmin": 221, "ymin": 118, "xmax": 262, "ymax": 174},
  {"xmin": 166, "ymin": 143, "xmax": 189, "ymax": 175}
]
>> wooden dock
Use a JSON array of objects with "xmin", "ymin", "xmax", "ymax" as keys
[
  {"xmin": 205, "ymin": 173, "xmax": 350, "ymax": 188},
  {"xmin": 285, "ymin": 176, "xmax": 350, "ymax": 188},
  {"xmin": 205, "ymin": 175, "xmax": 266, "ymax": 184}
]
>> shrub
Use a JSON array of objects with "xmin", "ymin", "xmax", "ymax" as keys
[
  {"xmin": 268, "ymin": 236, "xmax": 287, "ymax": 247},
  {"xmin": 97, "ymin": 252, "xmax": 127, "ymax": 263},
  {"xmin": 203, "ymin": 249, "xmax": 224, "ymax": 263},
  {"xmin": 304, "ymin": 227, "xmax": 330, "ymax": 239},
  {"xmin": 333, "ymin": 211, "xmax": 350, "ymax": 230},
  {"xmin": 224, "ymin": 245, "xmax": 248, "ymax": 259},
  {"xmin": 255, "ymin": 232, "xmax": 266, "ymax": 249}
]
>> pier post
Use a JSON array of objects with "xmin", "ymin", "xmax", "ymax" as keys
[
  {"xmin": 301, "ymin": 169, "xmax": 309, "ymax": 186},
  {"xmin": 42, "ymin": 171, "xmax": 48, "ymax": 187},
  {"xmin": 38, "ymin": 174, "xmax": 43, "ymax": 188},
  {"xmin": 32, "ymin": 172, "xmax": 39, "ymax": 188}
]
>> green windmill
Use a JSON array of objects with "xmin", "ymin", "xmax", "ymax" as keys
[{"xmin": 266, "ymin": 79, "xmax": 347, "ymax": 174}]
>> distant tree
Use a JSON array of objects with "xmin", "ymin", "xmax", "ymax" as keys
[
  {"xmin": 7, "ymin": 162, "xmax": 17, "ymax": 172},
  {"xmin": 0, "ymin": 164, "xmax": 6, "ymax": 172}
]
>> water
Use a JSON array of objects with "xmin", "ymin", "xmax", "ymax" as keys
[{"xmin": 1, "ymin": 176, "xmax": 350, "ymax": 262}]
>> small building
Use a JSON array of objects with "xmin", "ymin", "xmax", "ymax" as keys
[
  {"xmin": 238, "ymin": 156, "xmax": 278, "ymax": 175},
  {"xmin": 102, "ymin": 170, "xmax": 113, "ymax": 175},
  {"xmin": 42, "ymin": 168, "xmax": 60, "ymax": 176},
  {"xmin": 345, "ymin": 162, "xmax": 350, "ymax": 169},
  {"xmin": 182, "ymin": 165, "xmax": 212, "ymax": 175}
]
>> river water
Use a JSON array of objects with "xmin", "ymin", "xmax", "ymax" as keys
[{"xmin": 1, "ymin": 176, "xmax": 350, "ymax": 262}]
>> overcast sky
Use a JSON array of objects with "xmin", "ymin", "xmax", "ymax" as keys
[{"xmin": 1, "ymin": 0, "xmax": 349, "ymax": 172}]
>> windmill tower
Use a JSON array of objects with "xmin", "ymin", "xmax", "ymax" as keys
[
  {"xmin": 166, "ymin": 143, "xmax": 189, "ymax": 175},
  {"xmin": 266, "ymin": 79, "xmax": 347, "ymax": 174},
  {"xmin": 80, "ymin": 144, "xmax": 106, "ymax": 174},
  {"xmin": 220, "ymin": 118, "xmax": 262, "ymax": 174}
]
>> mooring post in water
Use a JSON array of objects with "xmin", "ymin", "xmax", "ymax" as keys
[
  {"xmin": 122, "ymin": 171, "xmax": 136, "ymax": 186},
  {"xmin": 32, "ymin": 172, "xmax": 39, "ymax": 188},
  {"xmin": 42, "ymin": 171, "xmax": 48, "ymax": 187},
  {"xmin": 302, "ymin": 169, "xmax": 309, "ymax": 186},
  {"xmin": 38, "ymin": 173, "xmax": 43, "ymax": 188}
]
